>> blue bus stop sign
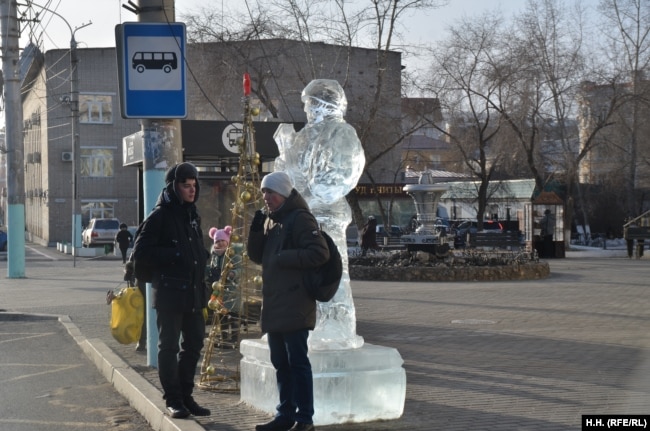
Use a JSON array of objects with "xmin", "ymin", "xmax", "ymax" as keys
[{"xmin": 115, "ymin": 22, "xmax": 187, "ymax": 119}]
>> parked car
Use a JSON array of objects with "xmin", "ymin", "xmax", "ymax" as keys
[
  {"xmin": 82, "ymin": 218, "xmax": 121, "ymax": 247},
  {"xmin": 0, "ymin": 229, "xmax": 7, "ymax": 251},
  {"xmin": 346, "ymin": 223, "xmax": 360, "ymax": 247},
  {"xmin": 433, "ymin": 218, "xmax": 450, "ymax": 235},
  {"xmin": 453, "ymin": 220, "xmax": 503, "ymax": 248},
  {"xmin": 376, "ymin": 224, "xmax": 404, "ymax": 238}
]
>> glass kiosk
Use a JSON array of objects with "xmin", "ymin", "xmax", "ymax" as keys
[{"xmin": 524, "ymin": 191, "xmax": 565, "ymax": 258}]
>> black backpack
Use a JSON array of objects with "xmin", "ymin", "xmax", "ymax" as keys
[
  {"xmin": 129, "ymin": 221, "xmax": 154, "ymax": 283},
  {"xmin": 284, "ymin": 209, "xmax": 342, "ymax": 302}
]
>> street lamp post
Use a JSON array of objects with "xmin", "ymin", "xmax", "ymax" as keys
[
  {"xmin": 69, "ymin": 22, "xmax": 91, "ymax": 267},
  {"xmin": 32, "ymin": 4, "xmax": 91, "ymax": 266}
]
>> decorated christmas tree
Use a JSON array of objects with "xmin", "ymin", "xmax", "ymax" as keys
[{"xmin": 199, "ymin": 73, "xmax": 264, "ymax": 392}]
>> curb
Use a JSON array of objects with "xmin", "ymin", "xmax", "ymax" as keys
[{"xmin": 58, "ymin": 315, "xmax": 206, "ymax": 431}]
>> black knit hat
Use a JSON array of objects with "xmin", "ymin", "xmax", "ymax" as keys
[{"xmin": 165, "ymin": 162, "xmax": 200, "ymax": 203}]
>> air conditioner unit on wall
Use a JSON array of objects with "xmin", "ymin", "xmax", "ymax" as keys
[{"xmin": 61, "ymin": 151, "xmax": 73, "ymax": 162}]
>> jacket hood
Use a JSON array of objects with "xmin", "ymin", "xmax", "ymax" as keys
[
  {"xmin": 269, "ymin": 189, "xmax": 310, "ymax": 223},
  {"xmin": 163, "ymin": 162, "xmax": 200, "ymax": 204}
]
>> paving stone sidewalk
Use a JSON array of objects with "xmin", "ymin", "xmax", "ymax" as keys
[{"xmin": 2, "ymin": 246, "xmax": 649, "ymax": 430}]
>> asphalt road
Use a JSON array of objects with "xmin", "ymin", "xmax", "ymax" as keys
[{"xmin": 0, "ymin": 247, "xmax": 152, "ymax": 431}]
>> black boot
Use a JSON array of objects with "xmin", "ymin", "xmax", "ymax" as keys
[
  {"xmin": 255, "ymin": 417, "xmax": 295, "ymax": 431},
  {"xmin": 183, "ymin": 396, "xmax": 210, "ymax": 416},
  {"xmin": 165, "ymin": 400, "xmax": 190, "ymax": 419}
]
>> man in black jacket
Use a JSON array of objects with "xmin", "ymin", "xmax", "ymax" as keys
[
  {"xmin": 132, "ymin": 162, "xmax": 211, "ymax": 419},
  {"xmin": 248, "ymin": 171, "xmax": 329, "ymax": 431}
]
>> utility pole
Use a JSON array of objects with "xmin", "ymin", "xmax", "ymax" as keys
[
  {"xmin": 1, "ymin": 0, "xmax": 26, "ymax": 278},
  {"xmin": 6, "ymin": 2, "xmax": 89, "ymax": 268}
]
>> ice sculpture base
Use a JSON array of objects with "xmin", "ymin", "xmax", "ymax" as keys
[{"xmin": 240, "ymin": 339, "xmax": 406, "ymax": 426}]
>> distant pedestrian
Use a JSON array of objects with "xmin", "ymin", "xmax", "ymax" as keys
[
  {"xmin": 360, "ymin": 216, "xmax": 379, "ymax": 255},
  {"xmin": 626, "ymin": 217, "xmax": 636, "ymax": 258},
  {"xmin": 540, "ymin": 209, "xmax": 555, "ymax": 258},
  {"xmin": 638, "ymin": 239, "xmax": 646, "ymax": 258},
  {"xmin": 408, "ymin": 215, "xmax": 419, "ymax": 233},
  {"xmin": 115, "ymin": 223, "xmax": 133, "ymax": 264}
]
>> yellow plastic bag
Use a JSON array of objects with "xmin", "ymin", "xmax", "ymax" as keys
[{"xmin": 110, "ymin": 286, "xmax": 144, "ymax": 344}]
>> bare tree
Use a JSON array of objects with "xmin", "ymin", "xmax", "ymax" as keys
[
  {"xmin": 500, "ymin": 0, "xmax": 607, "ymax": 242},
  {"xmin": 426, "ymin": 12, "xmax": 512, "ymax": 227},
  {"xmin": 598, "ymin": 0, "xmax": 650, "ymax": 216},
  {"xmin": 181, "ymin": 0, "xmax": 448, "ymax": 229},
  {"xmin": 472, "ymin": 0, "xmax": 626, "ymax": 245}
]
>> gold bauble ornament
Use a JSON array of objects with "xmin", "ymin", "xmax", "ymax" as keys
[
  {"xmin": 212, "ymin": 281, "xmax": 224, "ymax": 294},
  {"xmin": 251, "ymin": 107, "xmax": 260, "ymax": 116},
  {"xmin": 241, "ymin": 190, "xmax": 252, "ymax": 202},
  {"xmin": 253, "ymin": 275, "xmax": 263, "ymax": 286},
  {"xmin": 235, "ymin": 137, "xmax": 245, "ymax": 146},
  {"xmin": 206, "ymin": 365, "xmax": 215, "ymax": 375},
  {"xmin": 231, "ymin": 233, "xmax": 241, "ymax": 242}
]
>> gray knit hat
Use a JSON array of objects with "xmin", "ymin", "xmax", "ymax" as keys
[{"xmin": 261, "ymin": 172, "xmax": 293, "ymax": 198}]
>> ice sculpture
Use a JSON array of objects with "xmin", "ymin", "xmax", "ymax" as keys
[
  {"xmin": 274, "ymin": 79, "xmax": 365, "ymax": 350},
  {"xmin": 241, "ymin": 79, "xmax": 405, "ymax": 425}
]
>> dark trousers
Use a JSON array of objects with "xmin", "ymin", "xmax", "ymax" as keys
[
  {"xmin": 628, "ymin": 239, "xmax": 634, "ymax": 258},
  {"xmin": 267, "ymin": 329, "xmax": 314, "ymax": 424},
  {"xmin": 156, "ymin": 309, "xmax": 205, "ymax": 403},
  {"xmin": 119, "ymin": 246, "xmax": 129, "ymax": 263},
  {"xmin": 542, "ymin": 235, "xmax": 554, "ymax": 258}
]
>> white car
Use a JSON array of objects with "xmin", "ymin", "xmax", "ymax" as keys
[
  {"xmin": 82, "ymin": 218, "xmax": 121, "ymax": 247},
  {"xmin": 346, "ymin": 224, "xmax": 359, "ymax": 247}
]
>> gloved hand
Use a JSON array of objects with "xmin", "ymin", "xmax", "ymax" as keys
[{"xmin": 250, "ymin": 209, "xmax": 267, "ymax": 232}]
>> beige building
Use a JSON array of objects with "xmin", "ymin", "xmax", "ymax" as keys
[
  {"xmin": 21, "ymin": 46, "xmax": 141, "ymax": 245},
  {"xmin": 577, "ymin": 79, "xmax": 650, "ymax": 190}
]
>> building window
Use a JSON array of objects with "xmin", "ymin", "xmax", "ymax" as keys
[
  {"xmin": 81, "ymin": 201, "xmax": 115, "ymax": 225},
  {"xmin": 80, "ymin": 148, "xmax": 114, "ymax": 177},
  {"xmin": 79, "ymin": 94, "xmax": 113, "ymax": 124}
]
